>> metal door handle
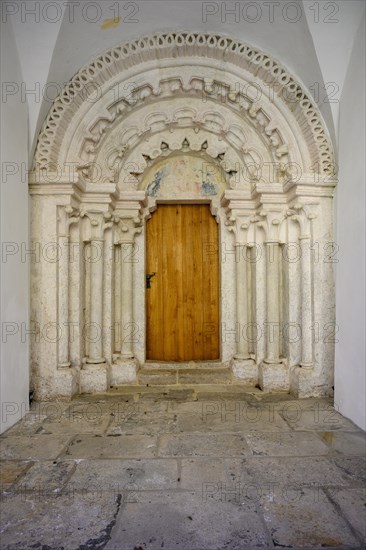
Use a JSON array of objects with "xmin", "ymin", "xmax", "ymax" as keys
[{"xmin": 146, "ymin": 272, "xmax": 156, "ymax": 289}]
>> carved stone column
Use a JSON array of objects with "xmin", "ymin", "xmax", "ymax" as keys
[
  {"xmin": 221, "ymin": 191, "xmax": 257, "ymax": 384},
  {"xmin": 111, "ymin": 192, "xmax": 146, "ymax": 385},
  {"xmin": 57, "ymin": 205, "xmax": 79, "ymax": 368},
  {"xmin": 264, "ymin": 240, "xmax": 281, "ymax": 364},
  {"xmin": 287, "ymin": 204, "xmax": 317, "ymax": 368},
  {"xmin": 119, "ymin": 219, "xmax": 141, "ymax": 359},
  {"xmin": 257, "ymin": 206, "xmax": 289, "ymax": 392},
  {"xmin": 80, "ymin": 210, "xmax": 113, "ymax": 392}
]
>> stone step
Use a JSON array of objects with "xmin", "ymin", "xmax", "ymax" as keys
[{"xmin": 137, "ymin": 365, "xmax": 233, "ymax": 386}]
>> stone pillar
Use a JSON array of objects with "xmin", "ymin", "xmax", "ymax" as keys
[
  {"xmin": 287, "ymin": 204, "xmax": 317, "ymax": 370},
  {"xmin": 80, "ymin": 210, "xmax": 113, "ymax": 392},
  {"xmin": 264, "ymin": 241, "xmax": 281, "ymax": 364},
  {"xmin": 120, "ymin": 239, "xmax": 134, "ymax": 359},
  {"xmin": 257, "ymin": 206, "xmax": 289, "ymax": 392},
  {"xmin": 111, "ymin": 192, "xmax": 146, "ymax": 385},
  {"xmin": 221, "ymin": 192, "xmax": 257, "ymax": 385},
  {"xmin": 86, "ymin": 237, "xmax": 105, "ymax": 364},
  {"xmin": 57, "ymin": 205, "xmax": 79, "ymax": 368},
  {"xmin": 235, "ymin": 242, "xmax": 251, "ymax": 360},
  {"xmin": 299, "ymin": 235, "xmax": 313, "ymax": 367},
  {"xmin": 58, "ymin": 231, "xmax": 71, "ymax": 368},
  {"xmin": 286, "ymin": 199, "xmax": 322, "ymax": 398}
]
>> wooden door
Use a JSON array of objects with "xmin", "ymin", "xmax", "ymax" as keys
[{"xmin": 146, "ymin": 204, "xmax": 219, "ymax": 361}]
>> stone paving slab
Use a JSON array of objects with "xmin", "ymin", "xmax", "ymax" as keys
[
  {"xmin": 318, "ymin": 431, "xmax": 366, "ymax": 455},
  {"xmin": 0, "ymin": 492, "xmax": 122, "ymax": 550},
  {"xmin": 0, "ymin": 435, "xmax": 72, "ymax": 461},
  {"xmin": 107, "ymin": 412, "xmax": 178, "ymax": 435},
  {"xmin": 1, "ymin": 413, "xmax": 47, "ymax": 436},
  {"xmin": 227, "ymin": 456, "xmax": 362, "ymax": 490},
  {"xmin": 63, "ymin": 434, "xmax": 158, "ymax": 459},
  {"xmin": 38, "ymin": 413, "xmax": 112, "ymax": 435},
  {"xmin": 0, "ymin": 460, "xmax": 33, "ymax": 490},
  {"xmin": 258, "ymin": 488, "xmax": 360, "ymax": 548},
  {"xmin": 11, "ymin": 460, "xmax": 76, "ymax": 494},
  {"xmin": 330, "ymin": 456, "xmax": 366, "ymax": 485},
  {"xmin": 180, "ymin": 458, "xmax": 232, "ymax": 490},
  {"xmin": 175, "ymin": 409, "xmax": 292, "ymax": 433},
  {"xmin": 104, "ymin": 490, "xmax": 270, "ymax": 550},
  {"xmin": 66, "ymin": 400, "xmax": 168, "ymax": 415},
  {"xmin": 326, "ymin": 487, "xmax": 366, "ymax": 543},
  {"xmin": 158, "ymin": 432, "xmax": 251, "ymax": 458},
  {"xmin": 280, "ymin": 407, "xmax": 361, "ymax": 432},
  {"xmin": 245, "ymin": 430, "xmax": 330, "ymax": 456},
  {"xmin": 66, "ymin": 458, "xmax": 179, "ymax": 491}
]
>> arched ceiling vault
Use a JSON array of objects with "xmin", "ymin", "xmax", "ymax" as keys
[{"xmin": 32, "ymin": 32, "xmax": 336, "ymax": 189}]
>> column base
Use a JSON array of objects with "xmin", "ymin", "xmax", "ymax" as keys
[
  {"xmin": 86, "ymin": 357, "xmax": 105, "ymax": 365},
  {"xmin": 231, "ymin": 358, "xmax": 258, "ymax": 385},
  {"xmin": 111, "ymin": 358, "xmax": 139, "ymax": 385},
  {"xmin": 290, "ymin": 365, "xmax": 331, "ymax": 398},
  {"xmin": 80, "ymin": 362, "xmax": 110, "ymax": 394},
  {"xmin": 33, "ymin": 367, "xmax": 80, "ymax": 401},
  {"xmin": 259, "ymin": 361, "xmax": 290, "ymax": 393}
]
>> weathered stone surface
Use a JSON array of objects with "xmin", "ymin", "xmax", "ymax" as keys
[
  {"xmin": 280, "ymin": 407, "xmax": 361, "ymax": 431},
  {"xmin": 104, "ymin": 490, "xmax": 270, "ymax": 550},
  {"xmin": 175, "ymin": 407, "xmax": 292, "ymax": 433},
  {"xmin": 318, "ymin": 430, "xmax": 366, "ymax": 455},
  {"xmin": 0, "ymin": 435, "xmax": 72, "ymax": 460},
  {"xmin": 67, "ymin": 458, "xmax": 179, "ymax": 491},
  {"xmin": 64, "ymin": 434, "xmax": 158, "ymax": 459},
  {"xmin": 330, "ymin": 456, "xmax": 366, "ymax": 485},
  {"xmin": 228, "ymin": 456, "xmax": 359, "ymax": 489},
  {"xmin": 245, "ymin": 431, "xmax": 330, "ymax": 456},
  {"xmin": 0, "ymin": 461, "xmax": 33, "ymax": 490},
  {"xmin": 327, "ymin": 487, "xmax": 366, "ymax": 542},
  {"xmin": 2, "ymin": 413, "xmax": 47, "ymax": 436},
  {"xmin": 0, "ymin": 493, "xmax": 123, "ymax": 550},
  {"xmin": 258, "ymin": 489, "xmax": 359, "ymax": 548},
  {"xmin": 0, "ymin": 392, "xmax": 364, "ymax": 549},
  {"xmin": 39, "ymin": 414, "xmax": 111, "ymax": 435},
  {"xmin": 14, "ymin": 460, "xmax": 76, "ymax": 493},
  {"xmin": 107, "ymin": 412, "xmax": 177, "ymax": 435},
  {"xmin": 158, "ymin": 433, "xmax": 250, "ymax": 458}
]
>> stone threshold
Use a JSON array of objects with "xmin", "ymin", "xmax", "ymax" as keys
[
  {"xmin": 143, "ymin": 360, "xmax": 225, "ymax": 369},
  {"xmin": 138, "ymin": 362, "xmax": 233, "ymax": 385}
]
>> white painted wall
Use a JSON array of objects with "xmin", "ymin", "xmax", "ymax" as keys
[
  {"xmin": 0, "ymin": 19, "xmax": 30, "ymax": 433},
  {"xmin": 304, "ymin": 0, "xmax": 365, "ymax": 138},
  {"xmin": 334, "ymin": 15, "xmax": 366, "ymax": 430}
]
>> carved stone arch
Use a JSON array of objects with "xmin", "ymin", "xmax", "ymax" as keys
[
  {"xmin": 102, "ymin": 128, "xmax": 248, "ymax": 191},
  {"xmin": 32, "ymin": 32, "xmax": 335, "ymax": 179},
  {"xmin": 29, "ymin": 32, "xmax": 337, "ymax": 401}
]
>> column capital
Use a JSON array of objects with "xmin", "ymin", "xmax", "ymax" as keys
[
  {"xmin": 256, "ymin": 206, "xmax": 287, "ymax": 242},
  {"xmin": 57, "ymin": 205, "xmax": 80, "ymax": 237},
  {"xmin": 80, "ymin": 210, "xmax": 114, "ymax": 241},
  {"xmin": 286, "ymin": 202, "xmax": 318, "ymax": 239}
]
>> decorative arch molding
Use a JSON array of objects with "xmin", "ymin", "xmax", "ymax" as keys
[
  {"xmin": 29, "ymin": 32, "xmax": 337, "ymax": 401},
  {"xmin": 32, "ymin": 32, "xmax": 335, "ymax": 179}
]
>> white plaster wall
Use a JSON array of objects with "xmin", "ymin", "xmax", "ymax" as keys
[
  {"xmin": 0, "ymin": 20, "xmax": 30, "ymax": 433},
  {"xmin": 334, "ymin": 15, "xmax": 366, "ymax": 430},
  {"xmin": 304, "ymin": 0, "xmax": 365, "ymax": 137},
  {"xmin": 6, "ymin": 0, "xmax": 64, "ymax": 160}
]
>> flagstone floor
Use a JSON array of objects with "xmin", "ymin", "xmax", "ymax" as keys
[{"xmin": 1, "ymin": 385, "xmax": 365, "ymax": 550}]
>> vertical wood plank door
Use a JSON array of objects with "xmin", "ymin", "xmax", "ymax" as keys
[{"xmin": 146, "ymin": 204, "xmax": 219, "ymax": 361}]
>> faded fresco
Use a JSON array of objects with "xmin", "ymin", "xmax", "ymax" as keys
[{"xmin": 144, "ymin": 155, "xmax": 224, "ymax": 199}]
